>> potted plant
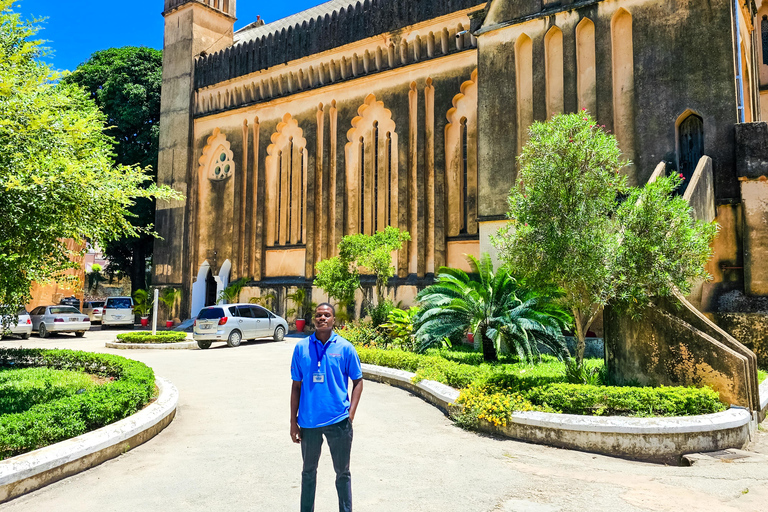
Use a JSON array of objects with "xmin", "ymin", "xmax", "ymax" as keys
[
  {"xmin": 286, "ymin": 288, "xmax": 307, "ymax": 332},
  {"xmin": 158, "ymin": 287, "xmax": 182, "ymax": 328},
  {"xmin": 133, "ymin": 289, "xmax": 152, "ymax": 327}
]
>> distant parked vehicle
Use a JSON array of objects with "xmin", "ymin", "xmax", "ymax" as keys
[
  {"xmin": 102, "ymin": 297, "xmax": 134, "ymax": 328},
  {"xmin": 1, "ymin": 307, "xmax": 32, "ymax": 340},
  {"xmin": 29, "ymin": 305, "xmax": 90, "ymax": 338},
  {"xmin": 59, "ymin": 296, "xmax": 81, "ymax": 311},
  {"xmin": 193, "ymin": 303, "xmax": 288, "ymax": 349},
  {"xmin": 82, "ymin": 301, "xmax": 106, "ymax": 323}
]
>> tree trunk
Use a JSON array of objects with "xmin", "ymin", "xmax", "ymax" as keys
[
  {"xmin": 479, "ymin": 323, "xmax": 498, "ymax": 362},
  {"xmin": 573, "ymin": 311, "xmax": 586, "ymax": 367},
  {"xmin": 130, "ymin": 243, "xmax": 147, "ymax": 297}
]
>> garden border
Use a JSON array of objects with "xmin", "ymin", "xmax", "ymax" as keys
[
  {"xmin": 0, "ymin": 377, "xmax": 178, "ymax": 503},
  {"xmin": 362, "ymin": 363, "xmax": 764, "ymax": 465},
  {"xmin": 106, "ymin": 340, "xmax": 199, "ymax": 350}
]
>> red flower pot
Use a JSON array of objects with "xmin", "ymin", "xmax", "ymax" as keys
[
  {"xmin": 140, "ymin": 318, "xmax": 149, "ymax": 327},
  {"xmin": 166, "ymin": 320, "xmax": 174, "ymax": 328},
  {"xmin": 467, "ymin": 333, "xmax": 474, "ymax": 344},
  {"xmin": 295, "ymin": 319, "xmax": 306, "ymax": 332}
]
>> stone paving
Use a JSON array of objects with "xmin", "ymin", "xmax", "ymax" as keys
[{"xmin": 0, "ymin": 328, "xmax": 767, "ymax": 511}]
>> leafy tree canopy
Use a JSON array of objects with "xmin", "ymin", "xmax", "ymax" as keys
[
  {"xmin": 0, "ymin": 1, "xmax": 181, "ymax": 316},
  {"xmin": 63, "ymin": 46, "xmax": 163, "ymax": 291},
  {"xmin": 315, "ymin": 226, "xmax": 410, "ymax": 311},
  {"xmin": 493, "ymin": 112, "xmax": 717, "ymax": 365}
]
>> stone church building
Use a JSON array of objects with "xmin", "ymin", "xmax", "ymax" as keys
[{"xmin": 153, "ymin": 0, "xmax": 768, "ymax": 322}]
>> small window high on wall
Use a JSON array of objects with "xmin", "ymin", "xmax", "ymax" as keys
[{"xmin": 678, "ymin": 113, "xmax": 704, "ymax": 191}]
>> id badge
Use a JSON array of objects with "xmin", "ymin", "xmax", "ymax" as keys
[{"xmin": 312, "ymin": 372, "xmax": 325, "ymax": 383}]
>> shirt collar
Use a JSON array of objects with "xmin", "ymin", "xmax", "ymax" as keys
[{"xmin": 310, "ymin": 331, "xmax": 337, "ymax": 345}]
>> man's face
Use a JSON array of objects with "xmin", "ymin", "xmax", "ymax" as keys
[{"xmin": 314, "ymin": 306, "xmax": 335, "ymax": 332}]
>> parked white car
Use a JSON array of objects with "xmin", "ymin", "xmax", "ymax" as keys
[
  {"xmin": 193, "ymin": 303, "xmax": 288, "ymax": 349},
  {"xmin": 102, "ymin": 297, "xmax": 134, "ymax": 328},
  {"xmin": 28, "ymin": 305, "xmax": 90, "ymax": 338},
  {"xmin": 82, "ymin": 301, "xmax": 105, "ymax": 323},
  {"xmin": 1, "ymin": 307, "xmax": 32, "ymax": 339}
]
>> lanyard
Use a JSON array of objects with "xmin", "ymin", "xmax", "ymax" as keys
[{"xmin": 312, "ymin": 337, "xmax": 333, "ymax": 370}]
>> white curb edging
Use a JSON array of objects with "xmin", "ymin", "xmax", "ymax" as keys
[
  {"xmin": 362, "ymin": 363, "xmax": 758, "ymax": 464},
  {"xmin": 0, "ymin": 377, "xmax": 178, "ymax": 502},
  {"xmin": 106, "ymin": 341, "xmax": 198, "ymax": 350}
]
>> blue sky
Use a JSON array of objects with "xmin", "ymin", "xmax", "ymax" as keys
[{"xmin": 16, "ymin": 0, "xmax": 324, "ymax": 72}]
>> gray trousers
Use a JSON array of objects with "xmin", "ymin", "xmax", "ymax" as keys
[{"xmin": 300, "ymin": 418, "xmax": 353, "ymax": 512}]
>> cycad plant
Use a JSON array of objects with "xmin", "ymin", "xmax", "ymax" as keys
[{"xmin": 414, "ymin": 253, "xmax": 571, "ymax": 362}]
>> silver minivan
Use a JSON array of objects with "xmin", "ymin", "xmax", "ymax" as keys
[
  {"xmin": 193, "ymin": 303, "xmax": 288, "ymax": 349},
  {"xmin": 102, "ymin": 297, "xmax": 134, "ymax": 328}
]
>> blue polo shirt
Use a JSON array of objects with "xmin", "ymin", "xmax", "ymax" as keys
[{"xmin": 291, "ymin": 332, "xmax": 363, "ymax": 429}]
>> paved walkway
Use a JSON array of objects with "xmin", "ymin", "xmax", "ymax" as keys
[{"xmin": 1, "ymin": 329, "xmax": 767, "ymax": 511}]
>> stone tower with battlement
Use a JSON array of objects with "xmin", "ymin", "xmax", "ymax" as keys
[{"xmin": 154, "ymin": 0, "xmax": 236, "ymax": 313}]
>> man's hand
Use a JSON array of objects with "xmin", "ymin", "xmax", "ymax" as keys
[{"xmin": 290, "ymin": 420, "xmax": 302, "ymax": 443}]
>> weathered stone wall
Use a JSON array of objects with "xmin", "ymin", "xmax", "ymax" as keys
[{"xmin": 714, "ymin": 313, "xmax": 768, "ymax": 369}]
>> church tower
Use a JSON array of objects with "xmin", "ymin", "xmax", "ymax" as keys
[{"xmin": 154, "ymin": 1, "xmax": 236, "ymax": 305}]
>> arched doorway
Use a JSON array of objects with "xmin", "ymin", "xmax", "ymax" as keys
[
  {"xmin": 205, "ymin": 268, "xmax": 217, "ymax": 307},
  {"xmin": 678, "ymin": 113, "xmax": 704, "ymax": 191}
]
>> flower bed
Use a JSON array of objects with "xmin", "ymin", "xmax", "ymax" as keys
[
  {"xmin": 0, "ymin": 348, "xmax": 155, "ymax": 459},
  {"xmin": 115, "ymin": 331, "xmax": 188, "ymax": 344},
  {"xmin": 351, "ymin": 343, "xmax": 726, "ymax": 427}
]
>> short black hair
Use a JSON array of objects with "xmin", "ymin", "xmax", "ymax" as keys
[{"xmin": 315, "ymin": 302, "xmax": 336, "ymax": 316}]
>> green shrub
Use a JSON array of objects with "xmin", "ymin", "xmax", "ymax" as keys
[
  {"xmin": 0, "ymin": 348, "xmax": 155, "ymax": 459},
  {"xmin": 524, "ymin": 383, "xmax": 726, "ymax": 417},
  {"xmin": 115, "ymin": 331, "xmax": 188, "ymax": 344},
  {"xmin": 0, "ymin": 368, "xmax": 96, "ymax": 415}
]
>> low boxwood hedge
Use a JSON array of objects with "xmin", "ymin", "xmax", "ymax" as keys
[
  {"xmin": 115, "ymin": 331, "xmax": 188, "ymax": 344},
  {"xmin": 0, "ymin": 348, "xmax": 155, "ymax": 459},
  {"xmin": 0, "ymin": 367, "xmax": 97, "ymax": 415}
]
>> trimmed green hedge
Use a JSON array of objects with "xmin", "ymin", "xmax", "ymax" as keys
[
  {"xmin": 115, "ymin": 331, "xmax": 188, "ymax": 344},
  {"xmin": 0, "ymin": 348, "xmax": 155, "ymax": 459},
  {"xmin": 0, "ymin": 368, "xmax": 96, "ymax": 415},
  {"xmin": 525, "ymin": 383, "xmax": 726, "ymax": 417}
]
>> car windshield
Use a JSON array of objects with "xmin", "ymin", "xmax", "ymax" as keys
[
  {"xmin": 50, "ymin": 306, "xmax": 81, "ymax": 315},
  {"xmin": 197, "ymin": 307, "xmax": 225, "ymax": 320},
  {"xmin": 106, "ymin": 298, "xmax": 132, "ymax": 309}
]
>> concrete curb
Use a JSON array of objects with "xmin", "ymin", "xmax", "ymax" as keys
[
  {"xmin": 106, "ymin": 341, "xmax": 198, "ymax": 350},
  {"xmin": 0, "ymin": 377, "xmax": 178, "ymax": 503},
  {"xmin": 362, "ymin": 363, "xmax": 757, "ymax": 465}
]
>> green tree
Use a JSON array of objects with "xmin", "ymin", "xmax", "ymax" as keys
[
  {"xmin": 0, "ymin": 1, "xmax": 180, "ymax": 316},
  {"xmin": 63, "ymin": 46, "xmax": 163, "ymax": 295},
  {"xmin": 414, "ymin": 254, "xmax": 570, "ymax": 362},
  {"xmin": 493, "ymin": 112, "xmax": 717, "ymax": 366},
  {"xmin": 314, "ymin": 226, "xmax": 410, "ymax": 316}
]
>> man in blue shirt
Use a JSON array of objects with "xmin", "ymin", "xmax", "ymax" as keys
[{"xmin": 290, "ymin": 303, "xmax": 363, "ymax": 512}]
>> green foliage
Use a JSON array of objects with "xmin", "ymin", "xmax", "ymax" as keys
[
  {"xmin": 758, "ymin": 369, "xmax": 767, "ymax": 383},
  {"xmin": 494, "ymin": 112, "xmax": 717, "ymax": 364},
  {"xmin": 158, "ymin": 287, "xmax": 181, "ymax": 314},
  {"xmin": 132, "ymin": 289, "xmax": 152, "ymax": 317},
  {"xmin": 64, "ymin": 46, "xmax": 163, "ymax": 293},
  {"xmin": 315, "ymin": 227, "xmax": 410, "ymax": 315},
  {"xmin": 87, "ymin": 264, "xmax": 106, "ymax": 291},
  {"xmin": 115, "ymin": 331, "xmax": 188, "ymax": 344},
  {"xmin": 366, "ymin": 299, "xmax": 394, "ymax": 328},
  {"xmin": 0, "ymin": 348, "xmax": 155, "ymax": 459},
  {"xmin": 453, "ymin": 384, "xmax": 542, "ymax": 429},
  {"xmin": 249, "ymin": 292, "xmax": 276, "ymax": 311},
  {"xmin": 414, "ymin": 253, "xmax": 571, "ymax": 362},
  {"xmin": 0, "ymin": 367, "xmax": 96, "ymax": 415},
  {"xmin": 379, "ymin": 307, "xmax": 419, "ymax": 351},
  {"xmin": 285, "ymin": 288, "xmax": 308, "ymax": 322},
  {"xmin": 525, "ymin": 383, "xmax": 726, "ymax": 417},
  {"xmin": 0, "ymin": 2, "xmax": 181, "ymax": 316},
  {"xmin": 218, "ymin": 277, "xmax": 249, "ymax": 304},
  {"xmin": 563, "ymin": 358, "xmax": 603, "ymax": 386}
]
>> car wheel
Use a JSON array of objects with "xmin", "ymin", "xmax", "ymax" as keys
[
  {"xmin": 273, "ymin": 325, "xmax": 286, "ymax": 342},
  {"xmin": 197, "ymin": 339, "xmax": 212, "ymax": 350},
  {"xmin": 227, "ymin": 330, "xmax": 242, "ymax": 348},
  {"xmin": 21, "ymin": 333, "xmax": 30, "ymax": 340},
  {"xmin": 75, "ymin": 331, "xmax": 85, "ymax": 338},
  {"xmin": 38, "ymin": 323, "xmax": 48, "ymax": 338}
]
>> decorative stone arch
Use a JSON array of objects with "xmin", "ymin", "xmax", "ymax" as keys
[
  {"xmin": 611, "ymin": 7, "xmax": 635, "ymax": 167},
  {"xmin": 576, "ymin": 17, "xmax": 597, "ymax": 114},
  {"xmin": 265, "ymin": 114, "xmax": 308, "ymax": 247},
  {"xmin": 544, "ymin": 26, "xmax": 564, "ymax": 117},
  {"xmin": 345, "ymin": 94, "xmax": 399, "ymax": 236},
  {"xmin": 515, "ymin": 33, "xmax": 533, "ymax": 155},
  {"xmin": 198, "ymin": 128, "xmax": 235, "ymax": 182},
  {"xmin": 445, "ymin": 69, "xmax": 478, "ymax": 237},
  {"xmin": 675, "ymin": 109, "xmax": 705, "ymax": 186},
  {"xmin": 190, "ymin": 258, "xmax": 231, "ymax": 317}
]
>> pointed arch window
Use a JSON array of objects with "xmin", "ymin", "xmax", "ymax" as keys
[
  {"xmin": 266, "ymin": 114, "xmax": 308, "ymax": 247},
  {"xmin": 762, "ymin": 16, "xmax": 768, "ymax": 66},
  {"xmin": 345, "ymin": 94, "xmax": 399, "ymax": 236}
]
